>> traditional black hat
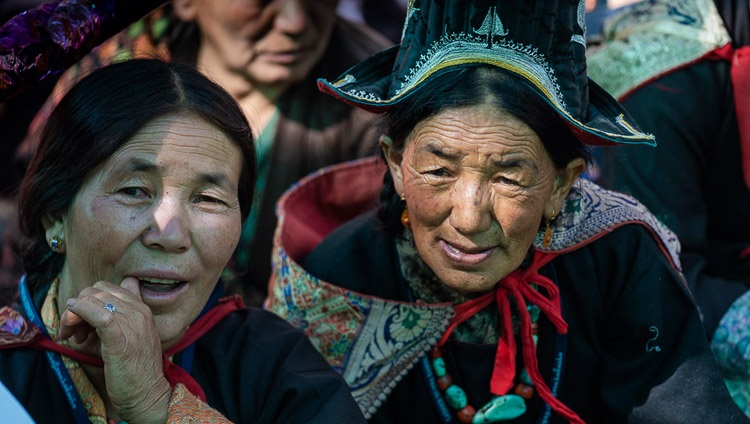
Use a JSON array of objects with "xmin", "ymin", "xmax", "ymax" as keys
[{"xmin": 318, "ymin": 0, "xmax": 655, "ymax": 146}]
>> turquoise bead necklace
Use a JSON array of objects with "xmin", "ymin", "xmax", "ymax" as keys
[{"xmin": 429, "ymin": 304, "xmax": 541, "ymax": 424}]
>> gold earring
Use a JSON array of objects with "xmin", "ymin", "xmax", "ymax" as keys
[
  {"xmin": 543, "ymin": 210, "xmax": 555, "ymax": 248},
  {"xmin": 400, "ymin": 193, "xmax": 410, "ymax": 228},
  {"xmin": 49, "ymin": 236, "xmax": 63, "ymax": 252}
]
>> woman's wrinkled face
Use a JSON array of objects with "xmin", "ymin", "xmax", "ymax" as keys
[
  {"xmin": 385, "ymin": 105, "xmax": 582, "ymax": 294},
  {"xmin": 184, "ymin": 0, "xmax": 339, "ymax": 89},
  {"xmin": 52, "ymin": 114, "xmax": 243, "ymax": 348}
]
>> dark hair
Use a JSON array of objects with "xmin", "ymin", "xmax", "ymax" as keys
[
  {"xmin": 18, "ymin": 58, "xmax": 256, "ymax": 291},
  {"xmin": 378, "ymin": 66, "xmax": 590, "ymax": 233}
]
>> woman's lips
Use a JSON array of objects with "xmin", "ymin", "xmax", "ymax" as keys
[
  {"xmin": 136, "ymin": 277, "xmax": 188, "ymax": 305},
  {"xmin": 264, "ymin": 48, "xmax": 307, "ymax": 64},
  {"xmin": 440, "ymin": 240, "xmax": 494, "ymax": 265}
]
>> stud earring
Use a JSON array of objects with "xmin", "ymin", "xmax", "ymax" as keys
[
  {"xmin": 49, "ymin": 236, "xmax": 63, "ymax": 253},
  {"xmin": 400, "ymin": 193, "xmax": 410, "ymax": 228},
  {"xmin": 543, "ymin": 209, "xmax": 555, "ymax": 248}
]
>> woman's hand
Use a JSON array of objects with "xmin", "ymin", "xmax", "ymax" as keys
[{"xmin": 59, "ymin": 277, "xmax": 172, "ymax": 424}]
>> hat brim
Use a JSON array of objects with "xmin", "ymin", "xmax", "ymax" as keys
[{"xmin": 318, "ymin": 45, "xmax": 655, "ymax": 147}]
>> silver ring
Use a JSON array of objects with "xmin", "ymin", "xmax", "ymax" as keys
[{"xmin": 103, "ymin": 303, "xmax": 116, "ymax": 313}]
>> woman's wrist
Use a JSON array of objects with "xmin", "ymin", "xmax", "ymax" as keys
[{"xmin": 118, "ymin": 379, "xmax": 172, "ymax": 424}]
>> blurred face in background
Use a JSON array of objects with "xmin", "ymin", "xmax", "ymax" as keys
[{"xmin": 174, "ymin": 0, "xmax": 339, "ymax": 92}]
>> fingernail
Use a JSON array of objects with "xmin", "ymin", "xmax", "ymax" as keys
[{"xmin": 66, "ymin": 298, "xmax": 77, "ymax": 308}]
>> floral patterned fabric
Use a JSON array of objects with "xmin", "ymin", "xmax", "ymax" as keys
[
  {"xmin": 271, "ymin": 247, "xmax": 454, "ymax": 418},
  {"xmin": 0, "ymin": 308, "xmax": 40, "ymax": 347},
  {"xmin": 712, "ymin": 290, "xmax": 750, "ymax": 414}
]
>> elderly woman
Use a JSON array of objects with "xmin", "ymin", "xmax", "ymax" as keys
[
  {"xmin": 0, "ymin": 59, "xmax": 365, "ymax": 423},
  {"xmin": 266, "ymin": 0, "xmax": 747, "ymax": 423}
]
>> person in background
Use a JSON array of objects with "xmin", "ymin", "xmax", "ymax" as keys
[
  {"xmin": 266, "ymin": 0, "xmax": 746, "ymax": 422},
  {"xmin": 587, "ymin": 0, "xmax": 750, "ymax": 413},
  {"xmin": 0, "ymin": 0, "xmax": 56, "ymax": 307},
  {"xmin": 14, "ymin": 0, "xmax": 393, "ymax": 306},
  {"xmin": 337, "ymin": 0, "xmax": 407, "ymax": 43},
  {"xmin": 0, "ymin": 58, "xmax": 364, "ymax": 424}
]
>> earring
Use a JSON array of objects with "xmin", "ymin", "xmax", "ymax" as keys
[
  {"xmin": 400, "ymin": 193, "xmax": 410, "ymax": 228},
  {"xmin": 49, "ymin": 236, "xmax": 63, "ymax": 252},
  {"xmin": 542, "ymin": 210, "xmax": 555, "ymax": 248}
]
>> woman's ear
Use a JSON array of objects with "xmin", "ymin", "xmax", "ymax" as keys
[
  {"xmin": 546, "ymin": 157, "xmax": 586, "ymax": 217},
  {"xmin": 172, "ymin": 0, "xmax": 199, "ymax": 22},
  {"xmin": 42, "ymin": 212, "xmax": 66, "ymax": 253},
  {"xmin": 380, "ymin": 135, "xmax": 405, "ymax": 195}
]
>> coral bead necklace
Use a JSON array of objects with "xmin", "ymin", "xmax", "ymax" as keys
[{"xmin": 429, "ymin": 304, "xmax": 541, "ymax": 423}]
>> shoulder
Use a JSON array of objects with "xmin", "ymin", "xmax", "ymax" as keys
[
  {"xmin": 203, "ymin": 307, "xmax": 316, "ymax": 354},
  {"xmin": 557, "ymin": 223, "xmax": 678, "ymax": 272},
  {"xmin": 329, "ymin": 18, "xmax": 394, "ymax": 61},
  {"xmin": 194, "ymin": 307, "xmax": 365, "ymax": 423},
  {"xmin": 302, "ymin": 210, "xmax": 403, "ymax": 297},
  {"xmin": 539, "ymin": 178, "xmax": 682, "ymax": 272}
]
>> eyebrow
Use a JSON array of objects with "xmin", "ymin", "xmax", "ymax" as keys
[
  {"xmin": 197, "ymin": 172, "xmax": 235, "ymax": 191},
  {"xmin": 424, "ymin": 143, "xmax": 460, "ymax": 160},
  {"xmin": 423, "ymin": 143, "xmax": 540, "ymax": 172},
  {"xmin": 490, "ymin": 157, "xmax": 539, "ymax": 172},
  {"xmin": 123, "ymin": 159, "xmax": 235, "ymax": 190}
]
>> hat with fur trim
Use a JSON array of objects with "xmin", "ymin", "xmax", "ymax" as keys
[{"xmin": 317, "ymin": 0, "xmax": 654, "ymax": 146}]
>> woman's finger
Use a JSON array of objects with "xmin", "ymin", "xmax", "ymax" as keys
[
  {"xmin": 58, "ymin": 309, "xmax": 87, "ymax": 340},
  {"xmin": 118, "ymin": 277, "xmax": 143, "ymax": 301}
]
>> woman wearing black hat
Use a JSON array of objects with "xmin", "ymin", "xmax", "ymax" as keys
[{"xmin": 267, "ymin": 0, "xmax": 746, "ymax": 422}]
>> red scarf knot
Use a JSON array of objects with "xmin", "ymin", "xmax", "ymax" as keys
[{"xmin": 438, "ymin": 250, "xmax": 585, "ymax": 423}]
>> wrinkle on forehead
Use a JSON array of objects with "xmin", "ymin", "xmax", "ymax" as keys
[
  {"xmin": 120, "ymin": 114, "xmax": 238, "ymax": 163},
  {"xmin": 407, "ymin": 106, "xmax": 550, "ymax": 168},
  {"xmin": 91, "ymin": 114, "xmax": 244, "ymax": 194}
]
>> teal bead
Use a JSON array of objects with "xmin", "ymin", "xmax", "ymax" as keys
[
  {"xmin": 519, "ymin": 368, "xmax": 533, "ymax": 386},
  {"xmin": 432, "ymin": 357, "xmax": 447, "ymax": 377},
  {"xmin": 472, "ymin": 394, "xmax": 527, "ymax": 423},
  {"xmin": 445, "ymin": 385, "xmax": 468, "ymax": 409},
  {"xmin": 532, "ymin": 334, "xmax": 538, "ymax": 344},
  {"xmin": 527, "ymin": 304, "xmax": 540, "ymax": 322}
]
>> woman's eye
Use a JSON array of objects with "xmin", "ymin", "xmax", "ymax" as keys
[
  {"xmin": 119, "ymin": 187, "xmax": 149, "ymax": 197},
  {"xmin": 194, "ymin": 195, "xmax": 227, "ymax": 206},
  {"xmin": 495, "ymin": 175, "xmax": 521, "ymax": 186},
  {"xmin": 425, "ymin": 168, "xmax": 449, "ymax": 177}
]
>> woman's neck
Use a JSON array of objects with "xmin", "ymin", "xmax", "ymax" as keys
[{"xmin": 195, "ymin": 48, "xmax": 285, "ymax": 137}]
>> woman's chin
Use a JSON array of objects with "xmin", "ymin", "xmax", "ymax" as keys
[{"xmin": 439, "ymin": 273, "xmax": 498, "ymax": 295}]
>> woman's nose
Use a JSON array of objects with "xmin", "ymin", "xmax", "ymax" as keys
[
  {"xmin": 449, "ymin": 182, "xmax": 492, "ymax": 235},
  {"xmin": 141, "ymin": 197, "xmax": 191, "ymax": 252},
  {"xmin": 274, "ymin": 0, "xmax": 308, "ymax": 34}
]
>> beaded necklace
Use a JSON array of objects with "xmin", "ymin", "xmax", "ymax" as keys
[
  {"xmin": 429, "ymin": 304, "xmax": 541, "ymax": 423},
  {"xmin": 397, "ymin": 233, "xmax": 583, "ymax": 423}
]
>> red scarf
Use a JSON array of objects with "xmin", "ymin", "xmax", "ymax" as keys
[
  {"xmin": 707, "ymin": 43, "xmax": 750, "ymax": 190},
  {"xmin": 439, "ymin": 250, "xmax": 585, "ymax": 424}
]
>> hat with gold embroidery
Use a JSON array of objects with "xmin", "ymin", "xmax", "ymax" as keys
[{"xmin": 317, "ymin": 0, "xmax": 654, "ymax": 146}]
